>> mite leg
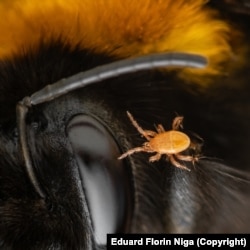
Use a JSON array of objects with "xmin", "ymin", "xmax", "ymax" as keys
[
  {"xmin": 175, "ymin": 153, "xmax": 199, "ymax": 165},
  {"xmin": 144, "ymin": 130, "xmax": 157, "ymax": 137},
  {"xmin": 156, "ymin": 124, "xmax": 165, "ymax": 133},
  {"xmin": 168, "ymin": 154, "xmax": 190, "ymax": 171},
  {"xmin": 126, "ymin": 111, "xmax": 152, "ymax": 141},
  {"xmin": 118, "ymin": 146, "xmax": 146, "ymax": 160},
  {"xmin": 172, "ymin": 116, "xmax": 184, "ymax": 130},
  {"xmin": 149, "ymin": 153, "xmax": 162, "ymax": 162}
]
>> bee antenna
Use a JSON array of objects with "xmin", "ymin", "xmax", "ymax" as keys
[
  {"xmin": 29, "ymin": 52, "xmax": 207, "ymax": 106},
  {"xmin": 17, "ymin": 100, "xmax": 46, "ymax": 199}
]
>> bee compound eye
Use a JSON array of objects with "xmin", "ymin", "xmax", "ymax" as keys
[{"xmin": 66, "ymin": 114, "xmax": 130, "ymax": 245}]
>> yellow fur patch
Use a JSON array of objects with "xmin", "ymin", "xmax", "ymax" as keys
[{"xmin": 0, "ymin": 0, "xmax": 237, "ymax": 86}]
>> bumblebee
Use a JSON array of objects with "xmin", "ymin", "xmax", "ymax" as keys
[{"xmin": 0, "ymin": 0, "xmax": 250, "ymax": 249}]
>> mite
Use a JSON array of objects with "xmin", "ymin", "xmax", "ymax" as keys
[{"xmin": 118, "ymin": 111, "xmax": 199, "ymax": 171}]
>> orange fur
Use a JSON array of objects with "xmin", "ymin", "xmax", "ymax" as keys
[{"xmin": 0, "ymin": 0, "xmax": 240, "ymax": 86}]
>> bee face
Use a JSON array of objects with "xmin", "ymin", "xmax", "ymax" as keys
[
  {"xmin": 0, "ymin": 1, "xmax": 250, "ymax": 249},
  {"xmin": 3, "ymin": 48, "xmax": 205, "ymax": 248},
  {"xmin": 0, "ymin": 44, "xmax": 250, "ymax": 248}
]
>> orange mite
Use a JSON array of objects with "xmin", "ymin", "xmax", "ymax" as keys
[{"xmin": 118, "ymin": 111, "xmax": 199, "ymax": 171}]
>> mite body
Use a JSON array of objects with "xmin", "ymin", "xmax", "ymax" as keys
[
  {"xmin": 148, "ymin": 130, "xmax": 191, "ymax": 154},
  {"xmin": 119, "ymin": 111, "xmax": 199, "ymax": 171}
]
